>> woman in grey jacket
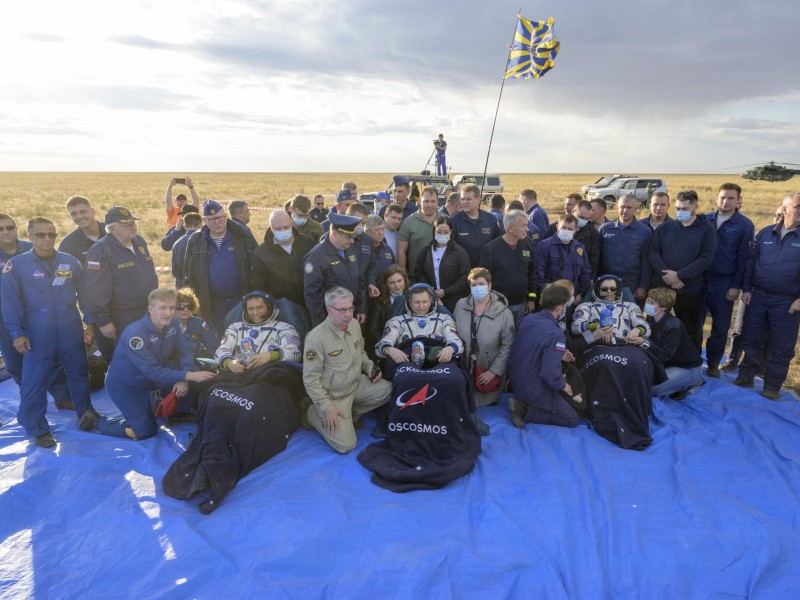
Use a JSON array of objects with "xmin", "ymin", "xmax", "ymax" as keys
[{"xmin": 454, "ymin": 267, "xmax": 516, "ymax": 407}]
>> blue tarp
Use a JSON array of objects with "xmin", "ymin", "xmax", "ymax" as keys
[{"xmin": 1, "ymin": 375, "xmax": 799, "ymax": 598}]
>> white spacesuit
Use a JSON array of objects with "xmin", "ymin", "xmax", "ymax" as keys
[
  {"xmin": 215, "ymin": 292, "xmax": 302, "ymax": 367},
  {"xmin": 375, "ymin": 285, "xmax": 464, "ymax": 358},
  {"xmin": 571, "ymin": 275, "xmax": 650, "ymax": 344}
]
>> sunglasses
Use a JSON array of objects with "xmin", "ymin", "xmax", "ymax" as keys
[
  {"xmin": 600, "ymin": 286, "xmax": 618, "ymax": 292},
  {"xmin": 175, "ymin": 303, "xmax": 194, "ymax": 311},
  {"xmin": 32, "ymin": 232, "xmax": 57, "ymax": 239},
  {"xmin": 0, "ymin": 225, "xmax": 16, "ymax": 231}
]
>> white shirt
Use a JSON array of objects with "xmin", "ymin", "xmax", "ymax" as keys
[{"xmin": 432, "ymin": 246, "xmax": 446, "ymax": 289}]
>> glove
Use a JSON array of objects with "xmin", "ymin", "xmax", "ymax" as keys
[{"xmin": 155, "ymin": 391, "xmax": 179, "ymax": 417}]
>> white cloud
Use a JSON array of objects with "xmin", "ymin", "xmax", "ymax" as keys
[{"xmin": 0, "ymin": 0, "xmax": 798, "ymax": 171}]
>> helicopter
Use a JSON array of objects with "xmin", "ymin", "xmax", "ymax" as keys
[{"xmin": 731, "ymin": 161, "xmax": 800, "ymax": 182}]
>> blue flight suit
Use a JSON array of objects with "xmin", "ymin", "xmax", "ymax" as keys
[
  {"xmin": 507, "ymin": 311, "xmax": 578, "ymax": 427},
  {"xmin": 84, "ymin": 233, "xmax": 158, "ymax": 362},
  {"xmin": 303, "ymin": 238, "xmax": 365, "ymax": 327},
  {"xmin": 354, "ymin": 232, "xmax": 377, "ymax": 287},
  {"xmin": 1, "ymin": 250, "xmax": 93, "ymax": 437},
  {"xmin": 183, "ymin": 314, "xmax": 219, "ymax": 359},
  {"xmin": 451, "ymin": 209, "xmax": 503, "ymax": 267},
  {"xmin": 526, "ymin": 204, "xmax": 550, "ymax": 240},
  {"xmin": 160, "ymin": 225, "xmax": 184, "ymax": 251},
  {"xmin": 739, "ymin": 224, "xmax": 800, "ymax": 391},
  {"xmin": 58, "ymin": 222, "xmax": 106, "ymax": 266},
  {"xmin": 435, "ymin": 140, "xmax": 447, "ymax": 175},
  {"xmin": 700, "ymin": 211, "xmax": 754, "ymax": 367},
  {"xmin": 599, "ymin": 218, "xmax": 653, "ymax": 294},
  {"xmin": 534, "ymin": 237, "xmax": 592, "ymax": 296},
  {"xmin": 99, "ymin": 315, "xmax": 196, "ymax": 439},
  {"xmin": 370, "ymin": 239, "xmax": 396, "ymax": 283},
  {"xmin": 0, "ymin": 240, "xmax": 72, "ymax": 405}
]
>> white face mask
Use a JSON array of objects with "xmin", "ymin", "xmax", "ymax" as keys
[
  {"xmin": 675, "ymin": 209, "xmax": 692, "ymax": 222},
  {"xmin": 557, "ymin": 229, "xmax": 575, "ymax": 243},
  {"xmin": 292, "ymin": 216, "xmax": 308, "ymax": 226},
  {"xmin": 355, "ymin": 225, "xmax": 365, "ymax": 235},
  {"xmin": 577, "ymin": 217, "xmax": 588, "ymax": 228},
  {"xmin": 435, "ymin": 234, "xmax": 450, "ymax": 245},
  {"xmin": 273, "ymin": 229, "xmax": 293, "ymax": 243}
]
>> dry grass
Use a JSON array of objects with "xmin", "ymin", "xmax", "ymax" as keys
[{"xmin": 1, "ymin": 171, "xmax": 797, "ymax": 388}]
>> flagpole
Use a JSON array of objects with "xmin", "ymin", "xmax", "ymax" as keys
[{"xmin": 480, "ymin": 10, "xmax": 521, "ymax": 199}]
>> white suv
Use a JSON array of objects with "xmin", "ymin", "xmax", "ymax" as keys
[
  {"xmin": 451, "ymin": 173, "xmax": 504, "ymax": 199},
  {"xmin": 586, "ymin": 177, "xmax": 667, "ymax": 208}
]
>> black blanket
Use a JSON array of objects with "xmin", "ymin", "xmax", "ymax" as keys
[
  {"xmin": 358, "ymin": 360, "xmax": 481, "ymax": 492},
  {"xmin": 161, "ymin": 362, "xmax": 305, "ymax": 513},
  {"xmin": 581, "ymin": 345, "xmax": 667, "ymax": 451}
]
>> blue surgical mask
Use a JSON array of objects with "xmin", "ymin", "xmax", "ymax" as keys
[
  {"xmin": 292, "ymin": 216, "xmax": 308, "ymax": 226},
  {"xmin": 644, "ymin": 303, "xmax": 657, "ymax": 316},
  {"xmin": 577, "ymin": 217, "xmax": 588, "ymax": 228},
  {"xmin": 675, "ymin": 209, "xmax": 692, "ymax": 222},
  {"xmin": 471, "ymin": 285, "xmax": 490, "ymax": 301},
  {"xmin": 273, "ymin": 229, "xmax": 293, "ymax": 243},
  {"xmin": 355, "ymin": 225, "xmax": 365, "ymax": 235},
  {"xmin": 434, "ymin": 234, "xmax": 450, "ymax": 245}
]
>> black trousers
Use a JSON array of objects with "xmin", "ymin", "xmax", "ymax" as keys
[{"xmin": 674, "ymin": 291, "xmax": 703, "ymax": 352}]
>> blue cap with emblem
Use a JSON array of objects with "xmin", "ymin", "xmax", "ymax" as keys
[
  {"xmin": 335, "ymin": 188, "xmax": 353, "ymax": 203},
  {"xmin": 392, "ymin": 175, "xmax": 409, "ymax": 186},
  {"xmin": 375, "ymin": 191, "xmax": 389, "ymax": 202},
  {"xmin": 104, "ymin": 206, "xmax": 140, "ymax": 224},
  {"xmin": 329, "ymin": 213, "xmax": 361, "ymax": 235},
  {"xmin": 203, "ymin": 200, "xmax": 225, "ymax": 217}
]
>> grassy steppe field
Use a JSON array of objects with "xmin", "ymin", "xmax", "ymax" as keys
[{"xmin": 1, "ymin": 172, "xmax": 797, "ymax": 389}]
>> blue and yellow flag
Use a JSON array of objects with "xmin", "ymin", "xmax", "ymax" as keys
[{"xmin": 504, "ymin": 15, "xmax": 560, "ymax": 79}]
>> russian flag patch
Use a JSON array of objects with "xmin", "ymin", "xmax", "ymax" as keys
[
  {"xmin": 555, "ymin": 341, "xmax": 566, "ymax": 352},
  {"xmin": 87, "ymin": 260, "xmax": 101, "ymax": 270}
]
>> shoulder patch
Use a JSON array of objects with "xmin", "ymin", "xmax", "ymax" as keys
[
  {"xmin": 305, "ymin": 262, "xmax": 314, "ymax": 273},
  {"xmin": 129, "ymin": 336, "xmax": 144, "ymax": 350},
  {"xmin": 305, "ymin": 349, "xmax": 317, "ymax": 361},
  {"xmin": 202, "ymin": 321, "xmax": 211, "ymax": 331},
  {"xmin": 576, "ymin": 247, "xmax": 584, "ymax": 256},
  {"xmin": 2, "ymin": 262, "xmax": 11, "ymax": 274},
  {"xmin": 87, "ymin": 260, "xmax": 101, "ymax": 270},
  {"xmin": 554, "ymin": 341, "xmax": 566, "ymax": 352}
]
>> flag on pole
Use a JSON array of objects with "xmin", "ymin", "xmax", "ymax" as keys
[{"xmin": 504, "ymin": 15, "xmax": 560, "ymax": 79}]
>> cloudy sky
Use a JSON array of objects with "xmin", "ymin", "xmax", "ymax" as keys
[{"xmin": 2, "ymin": 0, "xmax": 799, "ymax": 173}]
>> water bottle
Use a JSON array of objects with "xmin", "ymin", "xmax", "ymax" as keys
[{"xmin": 600, "ymin": 306, "xmax": 613, "ymax": 328}]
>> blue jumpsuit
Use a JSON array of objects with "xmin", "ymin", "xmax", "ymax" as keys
[
  {"xmin": 1, "ymin": 250, "xmax": 93, "ymax": 437},
  {"xmin": 84, "ymin": 233, "xmax": 158, "ymax": 362},
  {"xmin": 739, "ymin": 224, "xmax": 800, "ymax": 391},
  {"xmin": 699, "ymin": 211, "xmax": 754, "ymax": 367},
  {"xmin": 507, "ymin": 311, "xmax": 578, "ymax": 427},
  {"xmin": 99, "ymin": 315, "xmax": 196, "ymax": 439},
  {"xmin": 183, "ymin": 314, "xmax": 219, "ymax": 358},
  {"xmin": 1, "ymin": 241, "xmax": 72, "ymax": 405},
  {"xmin": 534, "ymin": 237, "xmax": 592, "ymax": 296}
]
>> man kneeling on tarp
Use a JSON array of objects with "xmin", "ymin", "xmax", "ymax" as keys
[
  {"xmin": 507, "ymin": 283, "xmax": 579, "ymax": 428},
  {"xmin": 162, "ymin": 292, "xmax": 305, "ymax": 514},
  {"xmin": 302, "ymin": 286, "xmax": 392, "ymax": 454},
  {"xmin": 83, "ymin": 288, "xmax": 215, "ymax": 440}
]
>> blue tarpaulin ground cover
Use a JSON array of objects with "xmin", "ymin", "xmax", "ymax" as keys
[{"xmin": 1, "ymin": 374, "xmax": 799, "ymax": 599}]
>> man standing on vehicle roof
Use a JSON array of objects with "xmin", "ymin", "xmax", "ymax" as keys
[{"xmin": 434, "ymin": 134, "xmax": 447, "ymax": 176}]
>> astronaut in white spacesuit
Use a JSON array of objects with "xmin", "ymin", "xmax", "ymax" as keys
[
  {"xmin": 375, "ymin": 284, "xmax": 464, "ymax": 365},
  {"xmin": 215, "ymin": 291, "xmax": 302, "ymax": 372},
  {"xmin": 571, "ymin": 274, "xmax": 650, "ymax": 345}
]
